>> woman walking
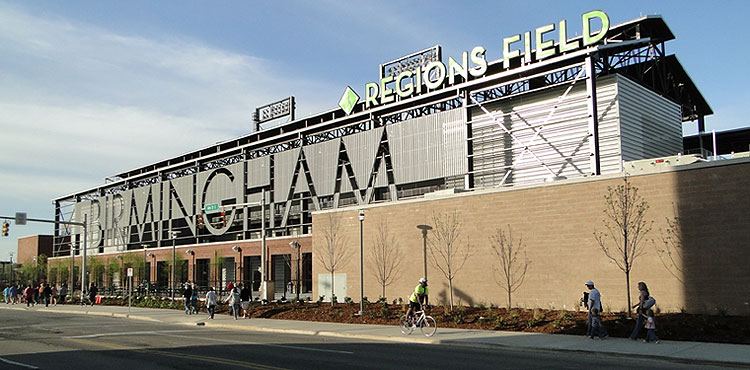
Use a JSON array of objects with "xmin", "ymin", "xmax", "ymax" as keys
[
  {"xmin": 224, "ymin": 286, "xmax": 241, "ymax": 320},
  {"xmin": 630, "ymin": 281, "xmax": 652, "ymax": 340}
]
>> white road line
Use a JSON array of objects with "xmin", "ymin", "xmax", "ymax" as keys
[
  {"xmin": 0, "ymin": 357, "xmax": 39, "ymax": 369},
  {"xmin": 157, "ymin": 332, "xmax": 355, "ymax": 355}
]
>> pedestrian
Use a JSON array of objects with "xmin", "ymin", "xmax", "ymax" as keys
[
  {"xmin": 190, "ymin": 284, "xmax": 199, "ymax": 314},
  {"xmin": 88, "ymin": 283, "xmax": 98, "ymax": 306},
  {"xmin": 239, "ymin": 283, "xmax": 251, "ymax": 318},
  {"xmin": 224, "ymin": 286, "xmax": 241, "ymax": 320},
  {"xmin": 24, "ymin": 285, "xmax": 34, "ymax": 307},
  {"xmin": 589, "ymin": 308, "xmax": 607, "ymax": 339},
  {"xmin": 205, "ymin": 287, "xmax": 217, "ymax": 320},
  {"xmin": 43, "ymin": 283, "xmax": 52, "ymax": 307},
  {"xmin": 33, "ymin": 284, "xmax": 40, "ymax": 305},
  {"xmin": 51, "ymin": 284, "xmax": 58, "ymax": 306},
  {"xmin": 183, "ymin": 284, "xmax": 192, "ymax": 314},
  {"xmin": 226, "ymin": 282, "xmax": 235, "ymax": 316},
  {"xmin": 643, "ymin": 309, "xmax": 660, "ymax": 343},
  {"xmin": 59, "ymin": 283, "xmax": 67, "ymax": 305},
  {"xmin": 630, "ymin": 281, "xmax": 651, "ymax": 340},
  {"xmin": 9, "ymin": 284, "xmax": 17, "ymax": 304},
  {"xmin": 585, "ymin": 281, "xmax": 607, "ymax": 339},
  {"xmin": 3, "ymin": 286, "xmax": 9, "ymax": 304}
]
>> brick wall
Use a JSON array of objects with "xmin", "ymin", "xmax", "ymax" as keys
[{"xmin": 312, "ymin": 160, "xmax": 750, "ymax": 315}]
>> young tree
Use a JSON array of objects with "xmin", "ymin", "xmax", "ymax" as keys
[
  {"xmin": 369, "ymin": 217, "xmax": 402, "ymax": 299},
  {"xmin": 489, "ymin": 225, "xmax": 531, "ymax": 308},
  {"xmin": 427, "ymin": 210, "xmax": 473, "ymax": 310},
  {"xmin": 656, "ymin": 208, "xmax": 685, "ymax": 285},
  {"xmin": 315, "ymin": 213, "xmax": 351, "ymax": 306},
  {"xmin": 594, "ymin": 176, "xmax": 652, "ymax": 315}
]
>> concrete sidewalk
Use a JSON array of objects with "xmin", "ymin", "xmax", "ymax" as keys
[{"xmin": 3, "ymin": 304, "xmax": 749, "ymax": 367}]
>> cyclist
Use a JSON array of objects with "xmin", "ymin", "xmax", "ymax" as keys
[{"xmin": 406, "ymin": 278, "xmax": 429, "ymax": 325}]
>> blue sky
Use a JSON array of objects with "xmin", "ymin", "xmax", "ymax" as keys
[{"xmin": 1, "ymin": 1, "xmax": 748, "ymax": 259}]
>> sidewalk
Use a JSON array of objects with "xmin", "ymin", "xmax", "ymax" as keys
[{"xmin": 3, "ymin": 304, "xmax": 749, "ymax": 367}]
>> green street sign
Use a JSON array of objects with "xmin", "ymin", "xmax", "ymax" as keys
[{"xmin": 204, "ymin": 203, "xmax": 219, "ymax": 212}]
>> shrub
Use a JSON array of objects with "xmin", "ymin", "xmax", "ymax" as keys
[{"xmin": 344, "ymin": 296, "xmax": 354, "ymax": 305}]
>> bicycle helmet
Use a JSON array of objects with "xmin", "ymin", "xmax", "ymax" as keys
[{"xmin": 418, "ymin": 277, "xmax": 427, "ymax": 284}]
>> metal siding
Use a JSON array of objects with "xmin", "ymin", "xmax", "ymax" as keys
[
  {"xmin": 470, "ymin": 75, "xmax": 621, "ymax": 187},
  {"xmin": 246, "ymin": 156, "xmax": 271, "ymax": 189},
  {"xmin": 442, "ymin": 109, "xmax": 468, "ymax": 177},
  {"xmin": 274, "ymin": 148, "xmax": 300, "ymax": 200},
  {"xmin": 197, "ymin": 164, "xmax": 242, "ymax": 211},
  {"xmin": 305, "ymin": 139, "xmax": 339, "ymax": 196},
  {"xmin": 388, "ymin": 109, "xmax": 465, "ymax": 184},
  {"xmin": 616, "ymin": 75, "xmax": 683, "ymax": 162},
  {"xmin": 342, "ymin": 126, "xmax": 383, "ymax": 189},
  {"xmin": 168, "ymin": 175, "xmax": 195, "ymax": 219}
]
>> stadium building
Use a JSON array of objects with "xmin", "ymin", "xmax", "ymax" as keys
[{"xmin": 47, "ymin": 11, "xmax": 750, "ymax": 313}]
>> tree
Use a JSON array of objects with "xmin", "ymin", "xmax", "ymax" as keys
[
  {"xmin": 656, "ymin": 208, "xmax": 685, "ymax": 285},
  {"xmin": 427, "ymin": 210, "xmax": 473, "ymax": 310},
  {"xmin": 87, "ymin": 256, "xmax": 105, "ymax": 287},
  {"xmin": 369, "ymin": 217, "xmax": 402, "ymax": 299},
  {"xmin": 315, "ymin": 213, "xmax": 351, "ymax": 306},
  {"xmin": 594, "ymin": 176, "xmax": 652, "ymax": 315},
  {"xmin": 489, "ymin": 225, "xmax": 531, "ymax": 308}
]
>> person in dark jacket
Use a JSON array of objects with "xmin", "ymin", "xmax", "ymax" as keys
[
  {"xmin": 183, "ymin": 284, "xmax": 193, "ymax": 314},
  {"xmin": 88, "ymin": 284, "xmax": 98, "ymax": 306},
  {"xmin": 43, "ymin": 283, "xmax": 52, "ymax": 307}
]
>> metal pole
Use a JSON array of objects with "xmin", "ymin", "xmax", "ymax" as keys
[
  {"xmin": 171, "ymin": 234, "xmax": 176, "ymax": 300},
  {"xmin": 81, "ymin": 214, "xmax": 87, "ymax": 304},
  {"xmin": 261, "ymin": 190, "xmax": 266, "ymax": 281},
  {"xmin": 422, "ymin": 231, "xmax": 428, "ymax": 280},
  {"xmin": 297, "ymin": 246, "xmax": 301, "ymax": 301},
  {"xmin": 359, "ymin": 211, "xmax": 364, "ymax": 315},
  {"xmin": 128, "ymin": 274, "xmax": 132, "ymax": 314},
  {"xmin": 712, "ymin": 129, "xmax": 718, "ymax": 160}
]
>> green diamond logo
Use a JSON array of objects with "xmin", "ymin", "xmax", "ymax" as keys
[{"xmin": 339, "ymin": 86, "xmax": 359, "ymax": 115}]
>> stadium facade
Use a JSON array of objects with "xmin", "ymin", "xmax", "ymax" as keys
[{"xmin": 49, "ymin": 12, "xmax": 750, "ymax": 313}]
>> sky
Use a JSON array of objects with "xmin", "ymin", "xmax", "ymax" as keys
[{"xmin": 1, "ymin": 0, "xmax": 749, "ymax": 260}]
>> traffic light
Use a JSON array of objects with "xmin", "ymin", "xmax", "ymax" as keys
[
  {"xmin": 220, "ymin": 211, "xmax": 227, "ymax": 227},
  {"xmin": 197, "ymin": 213, "xmax": 205, "ymax": 229},
  {"xmin": 1, "ymin": 221, "xmax": 9, "ymax": 237}
]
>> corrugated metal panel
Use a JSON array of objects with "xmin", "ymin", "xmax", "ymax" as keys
[
  {"xmin": 166, "ymin": 174, "xmax": 195, "ymax": 219},
  {"xmin": 197, "ymin": 163, "xmax": 243, "ymax": 210},
  {"xmin": 616, "ymin": 75, "xmax": 683, "ymax": 161},
  {"xmin": 470, "ymin": 75, "xmax": 621, "ymax": 187},
  {"xmin": 274, "ymin": 148, "xmax": 300, "ymax": 200},
  {"xmin": 597, "ymin": 77, "xmax": 623, "ymax": 175},
  {"xmin": 472, "ymin": 77, "xmax": 620, "ymax": 187},
  {"xmin": 388, "ymin": 110, "xmax": 463, "ymax": 184},
  {"xmin": 246, "ymin": 156, "xmax": 271, "ymax": 189},
  {"xmin": 442, "ymin": 109, "xmax": 468, "ymax": 177},
  {"xmin": 305, "ymin": 139, "xmax": 339, "ymax": 196},
  {"xmin": 342, "ymin": 126, "xmax": 383, "ymax": 189}
]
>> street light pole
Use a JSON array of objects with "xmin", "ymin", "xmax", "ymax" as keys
[
  {"xmin": 358, "ymin": 210, "xmax": 365, "ymax": 315},
  {"xmin": 170, "ymin": 231, "xmax": 178, "ymax": 300},
  {"xmin": 416, "ymin": 225, "xmax": 433, "ymax": 282},
  {"xmin": 232, "ymin": 246, "xmax": 242, "ymax": 285}
]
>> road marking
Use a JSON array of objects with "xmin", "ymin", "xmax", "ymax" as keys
[
  {"xmin": 68, "ymin": 338, "xmax": 287, "ymax": 370},
  {"xmin": 0, "ymin": 357, "xmax": 39, "ymax": 369},
  {"xmin": 157, "ymin": 332, "xmax": 355, "ymax": 355}
]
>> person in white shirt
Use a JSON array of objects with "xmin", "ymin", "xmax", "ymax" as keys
[
  {"xmin": 205, "ymin": 287, "xmax": 217, "ymax": 320},
  {"xmin": 585, "ymin": 280, "xmax": 607, "ymax": 339}
]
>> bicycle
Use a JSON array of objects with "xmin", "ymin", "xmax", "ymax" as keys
[{"xmin": 399, "ymin": 308, "xmax": 437, "ymax": 337}]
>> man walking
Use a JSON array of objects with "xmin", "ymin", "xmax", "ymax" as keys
[{"xmin": 585, "ymin": 280, "xmax": 608, "ymax": 339}]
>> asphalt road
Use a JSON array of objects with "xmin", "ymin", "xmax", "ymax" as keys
[{"xmin": 0, "ymin": 309, "xmax": 730, "ymax": 370}]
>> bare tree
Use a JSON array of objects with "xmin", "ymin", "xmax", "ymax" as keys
[
  {"xmin": 369, "ymin": 217, "xmax": 402, "ymax": 299},
  {"xmin": 656, "ymin": 207, "xmax": 685, "ymax": 285},
  {"xmin": 315, "ymin": 213, "xmax": 351, "ymax": 306},
  {"xmin": 427, "ymin": 210, "xmax": 473, "ymax": 310},
  {"xmin": 594, "ymin": 176, "xmax": 652, "ymax": 315},
  {"xmin": 489, "ymin": 225, "xmax": 530, "ymax": 308}
]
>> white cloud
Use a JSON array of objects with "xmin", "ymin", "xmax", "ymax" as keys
[{"xmin": 0, "ymin": 3, "xmax": 341, "ymax": 256}]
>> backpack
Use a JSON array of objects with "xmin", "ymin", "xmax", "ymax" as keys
[{"xmin": 643, "ymin": 296, "xmax": 656, "ymax": 310}]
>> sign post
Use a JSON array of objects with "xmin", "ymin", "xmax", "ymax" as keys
[{"xmin": 127, "ymin": 267, "xmax": 133, "ymax": 314}]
